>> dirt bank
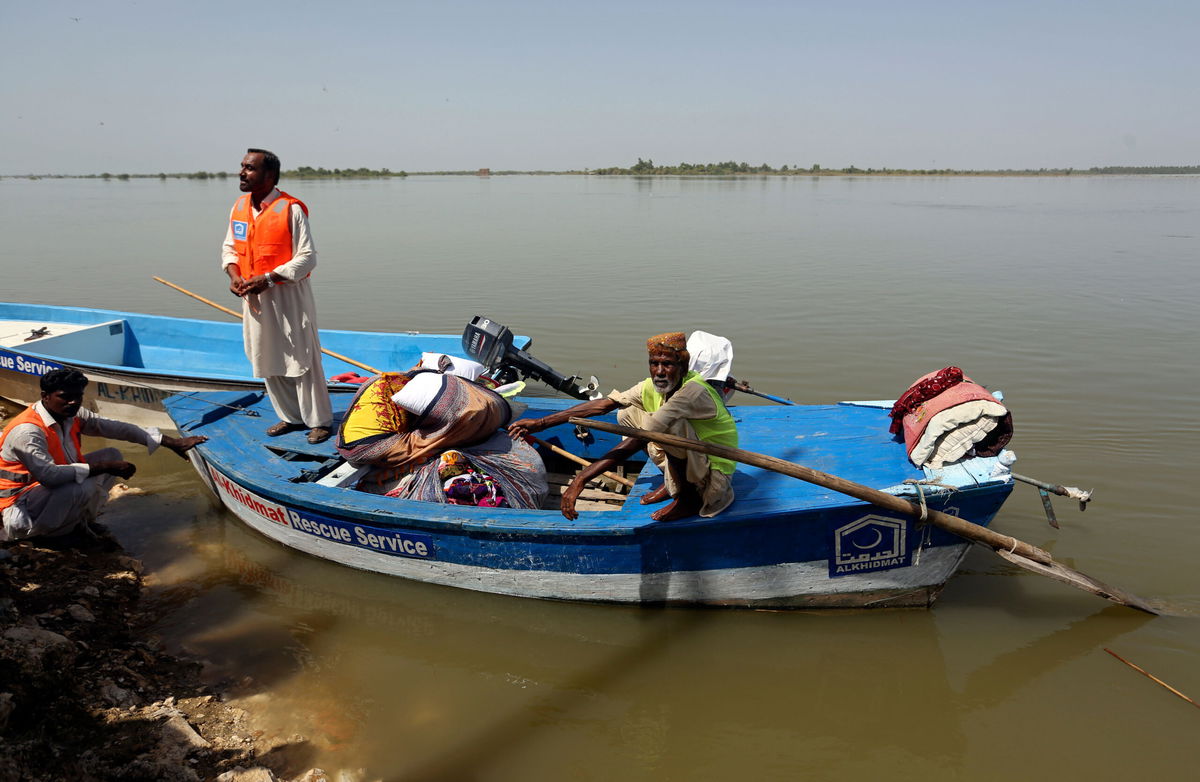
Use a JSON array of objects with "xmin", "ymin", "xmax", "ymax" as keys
[{"xmin": 0, "ymin": 532, "xmax": 356, "ymax": 782}]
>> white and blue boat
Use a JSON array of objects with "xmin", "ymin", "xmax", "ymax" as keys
[
  {"xmin": 0, "ymin": 302, "xmax": 527, "ymax": 428},
  {"xmin": 163, "ymin": 387, "xmax": 1016, "ymax": 609}
]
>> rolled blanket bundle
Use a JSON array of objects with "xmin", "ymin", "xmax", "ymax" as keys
[{"xmin": 892, "ymin": 368, "xmax": 1012, "ymax": 468}]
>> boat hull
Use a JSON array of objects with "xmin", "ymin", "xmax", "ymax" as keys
[
  {"xmin": 0, "ymin": 360, "xmax": 261, "ymax": 428},
  {"xmin": 173, "ymin": 389, "xmax": 1014, "ymax": 609}
]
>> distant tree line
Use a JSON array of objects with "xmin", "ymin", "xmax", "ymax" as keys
[
  {"xmin": 86, "ymin": 171, "xmax": 231, "ymax": 180},
  {"xmin": 290, "ymin": 166, "xmax": 406, "ymax": 178},
  {"xmin": 5, "ymin": 163, "xmax": 1198, "ymax": 180},
  {"xmin": 589, "ymin": 159, "xmax": 1200, "ymax": 176},
  {"xmin": 1085, "ymin": 165, "xmax": 1200, "ymax": 174},
  {"xmin": 13, "ymin": 167, "xmax": 407, "ymax": 181}
]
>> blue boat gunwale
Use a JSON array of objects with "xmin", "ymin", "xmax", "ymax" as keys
[
  {"xmin": 166, "ymin": 391, "xmax": 1014, "ymax": 543},
  {"xmin": 0, "ymin": 301, "xmax": 529, "ymax": 385}
]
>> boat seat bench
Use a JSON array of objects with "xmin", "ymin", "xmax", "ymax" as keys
[{"xmin": 6, "ymin": 320, "xmax": 128, "ymax": 365}]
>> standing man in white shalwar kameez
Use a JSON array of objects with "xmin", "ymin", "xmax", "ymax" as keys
[{"xmin": 221, "ymin": 148, "xmax": 333, "ymax": 444}]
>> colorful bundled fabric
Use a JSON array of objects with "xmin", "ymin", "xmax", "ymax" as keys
[
  {"xmin": 888, "ymin": 366, "xmax": 964, "ymax": 435},
  {"xmin": 438, "ymin": 450, "xmax": 509, "ymax": 507},
  {"xmin": 338, "ymin": 372, "xmax": 412, "ymax": 450},
  {"xmin": 337, "ymin": 371, "xmax": 503, "ymax": 474},
  {"xmin": 336, "ymin": 371, "xmax": 547, "ymax": 509},
  {"xmin": 384, "ymin": 432, "xmax": 545, "ymax": 509},
  {"xmin": 890, "ymin": 367, "xmax": 1013, "ymax": 468},
  {"xmin": 436, "ymin": 449, "xmax": 470, "ymax": 480}
]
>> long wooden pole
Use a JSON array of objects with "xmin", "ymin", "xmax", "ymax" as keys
[
  {"xmin": 570, "ymin": 417, "xmax": 1161, "ymax": 615},
  {"xmin": 1104, "ymin": 648, "xmax": 1200, "ymax": 708},
  {"xmin": 153, "ymin": 276, "xmax": 382, "ymax": 375}
]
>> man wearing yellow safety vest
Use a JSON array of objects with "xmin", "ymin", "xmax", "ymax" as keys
[
  {"xmin": 0, "ymin": 369, "xmax": 206, "ymax": 542},
  {"xmin": 222, "ymin": 148, "xmax": 333, "ymax": 444},
  {"xmin": 507, "ymin": 332, "xmax": 738, "ymax": 522}
]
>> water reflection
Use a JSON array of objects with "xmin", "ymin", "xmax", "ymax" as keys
[
  {"xmin": 86, "ymin": 428, "xmax": 1171, "ymax": 780},
  {"xmin": 14, "ymin": 174, "xmax": 1197, "ymax": 780},
  {"xmin": 122, "ymin": 507, "xmax": 1141, "ymax": 779}
]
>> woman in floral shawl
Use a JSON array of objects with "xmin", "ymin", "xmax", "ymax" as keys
[{"xmin": 336, "ymin": 371, "xmax": 547, "ymax": 509}]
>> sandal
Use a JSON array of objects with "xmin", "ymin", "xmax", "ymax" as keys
[{"xmin": 266, "ymin": 421, "xmax": 306, "ymax": 437}]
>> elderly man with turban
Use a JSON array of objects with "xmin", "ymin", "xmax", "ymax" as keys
[{"xmin": 507, "ymin": 332, "xmax": 738, "ymax": 522}]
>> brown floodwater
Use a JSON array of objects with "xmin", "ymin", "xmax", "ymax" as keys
[{"xmin": 3, "ymin": 174, "xmax": 1198, "ymax": 780}]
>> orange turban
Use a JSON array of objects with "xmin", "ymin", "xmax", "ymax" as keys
[{"xmin": 647, "ymin": 332, "xmax": 690, "ymax": 365}]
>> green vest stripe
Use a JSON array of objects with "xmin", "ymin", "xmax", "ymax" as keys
[{"xmin": 640, "ymin": 372, "xmax": 738, "ymax": 475}]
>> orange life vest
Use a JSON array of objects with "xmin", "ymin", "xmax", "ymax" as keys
[
  {"xmin": 229, "ymin": 190, "xmax": 310, "ymax": 280},
  {"xmin": 0, "ymin": 406, "xmax": 84, "ymax": 510}
]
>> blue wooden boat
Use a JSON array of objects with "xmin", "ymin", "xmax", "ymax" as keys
[
  {"xmin": 0, "ymin": 302, "xmax": 527, "ymax": 428},
  {"xmin": 162, "ymin": 388, "xmax": 1016, "ymax": 609}
]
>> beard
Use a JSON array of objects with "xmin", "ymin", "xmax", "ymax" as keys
[{"xmin": 651, "ymin": 376, "xmax": 675, "ymax": 393}]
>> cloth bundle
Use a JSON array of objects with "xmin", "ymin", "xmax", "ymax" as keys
[
  {"xmin": 339, "ymin": 371, "xmax": 548, "ymax": 509},
  {"xmin": 889, "ymin": 367, "xmax": 1012, "ymax": 468},
  {"xmin": 437, "ymin": 450, "xmax": 509, "ymax": 507},
  {"xmin": 380, "ymin": 431, "xmax": 546, "ymax": 509}
]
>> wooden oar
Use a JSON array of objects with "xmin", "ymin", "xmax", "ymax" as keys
[
  {"xmin": 153, "ymin": 276, "xmax": 382, "ymax": 375},
  {"xmin": 570, "ymin": 417, "xmax": 1161, "ymax": 615},
  {"xmin": 524, "ymin": 434, "xmax": 635, "ymax": 489}
]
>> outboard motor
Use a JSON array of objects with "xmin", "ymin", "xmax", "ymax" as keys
[{"xmin": 462, "ymin": 315, "xmax": 600, "ymax": 400}]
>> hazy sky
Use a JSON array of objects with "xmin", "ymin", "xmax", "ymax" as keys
[{"xmin": 3, "ymin": 1, "xmax": 1197, "ymax": 175}]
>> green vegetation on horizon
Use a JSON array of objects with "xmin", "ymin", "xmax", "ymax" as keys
[
  {"xmin": 590, "ymin": 158, "xmax": 1200, "ymax": 176},
  {"xmin": 5, "ymin": 161, "xmax": 1199, "ymax": 180},
  {"xmin": 2, "ymin": 167, "xmax": 409, "ymax": 181}
]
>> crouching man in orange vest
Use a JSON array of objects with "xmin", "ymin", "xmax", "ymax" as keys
[{"xmin": 0, "ymin": 369, "xmax": 206, "ymax": 543}]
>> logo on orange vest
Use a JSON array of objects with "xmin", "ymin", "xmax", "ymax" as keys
[
  {"xmin": 232, "ymin": 220, "xmax": 248, "ymax": 240},
  {"xmin": 830, "ymin": 514, "xmax": 911, "ymax": 577}
]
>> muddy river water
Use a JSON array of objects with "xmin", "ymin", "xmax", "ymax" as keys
[{"xmin": 3, "ymin": 173, "xmax": 1197, "ymax": 780}]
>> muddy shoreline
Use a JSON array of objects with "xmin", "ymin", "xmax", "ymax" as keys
[{"xmin": 0, "ymin": 527, "xmax": 354, "ymax": 782}]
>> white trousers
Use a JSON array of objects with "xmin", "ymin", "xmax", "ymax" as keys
[
  {"xmin": 0, "ymin": 447, "xmax": 121, "ymax": 541},
  {"xmin": 264, "ymin": 366, "xmax": 333, "ymax": 428},
  {"xmin": 617, "ymin": 408, "xmax": 735, "ymax": 517}
]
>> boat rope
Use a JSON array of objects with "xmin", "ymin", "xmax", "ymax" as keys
[
  {"xmin": 903, "ymin": 479, "xmax": 957, "ymax": 566},
  {"xmin": 174, "ymin": 392, "xmax": 262, "ymax": 416},
  {"xmin": 913, "ymin": 518, "xmax": 934, "ymax": 565},
  {"xmin": 902, "ymin": 478, "xmax": 956, "ymax": 524}
]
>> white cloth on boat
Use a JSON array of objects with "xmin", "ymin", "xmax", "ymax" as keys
[
  {"xmin": 908, "ymin": 399, "xmax": 1008, "ymax": 468},
  {"xmin": 1, "ymin": 402, "xmax": 163, "ymax": 541},
  {"xmin": 221, "ymin": 187, "xmax": 331, "ymax": 428},
  {"xmin": 391, "ymin": 372, "xmax": 445, "ymax": 415},
  {"xmin": 416, "ymin": 353, "xmax": 487, "ymax": 381},
  {"xmin": 687, "ymin": 331, "xmax": 734, "ymax": 382}
]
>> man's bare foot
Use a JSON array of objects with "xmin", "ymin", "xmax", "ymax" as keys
[
  {"xmin": 640, "ymin": 484, "xmax": 670, "ymax": 505},
  {"xmin": 651, "ymin": 495, "xmax": 701, "ymax": 522}
]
